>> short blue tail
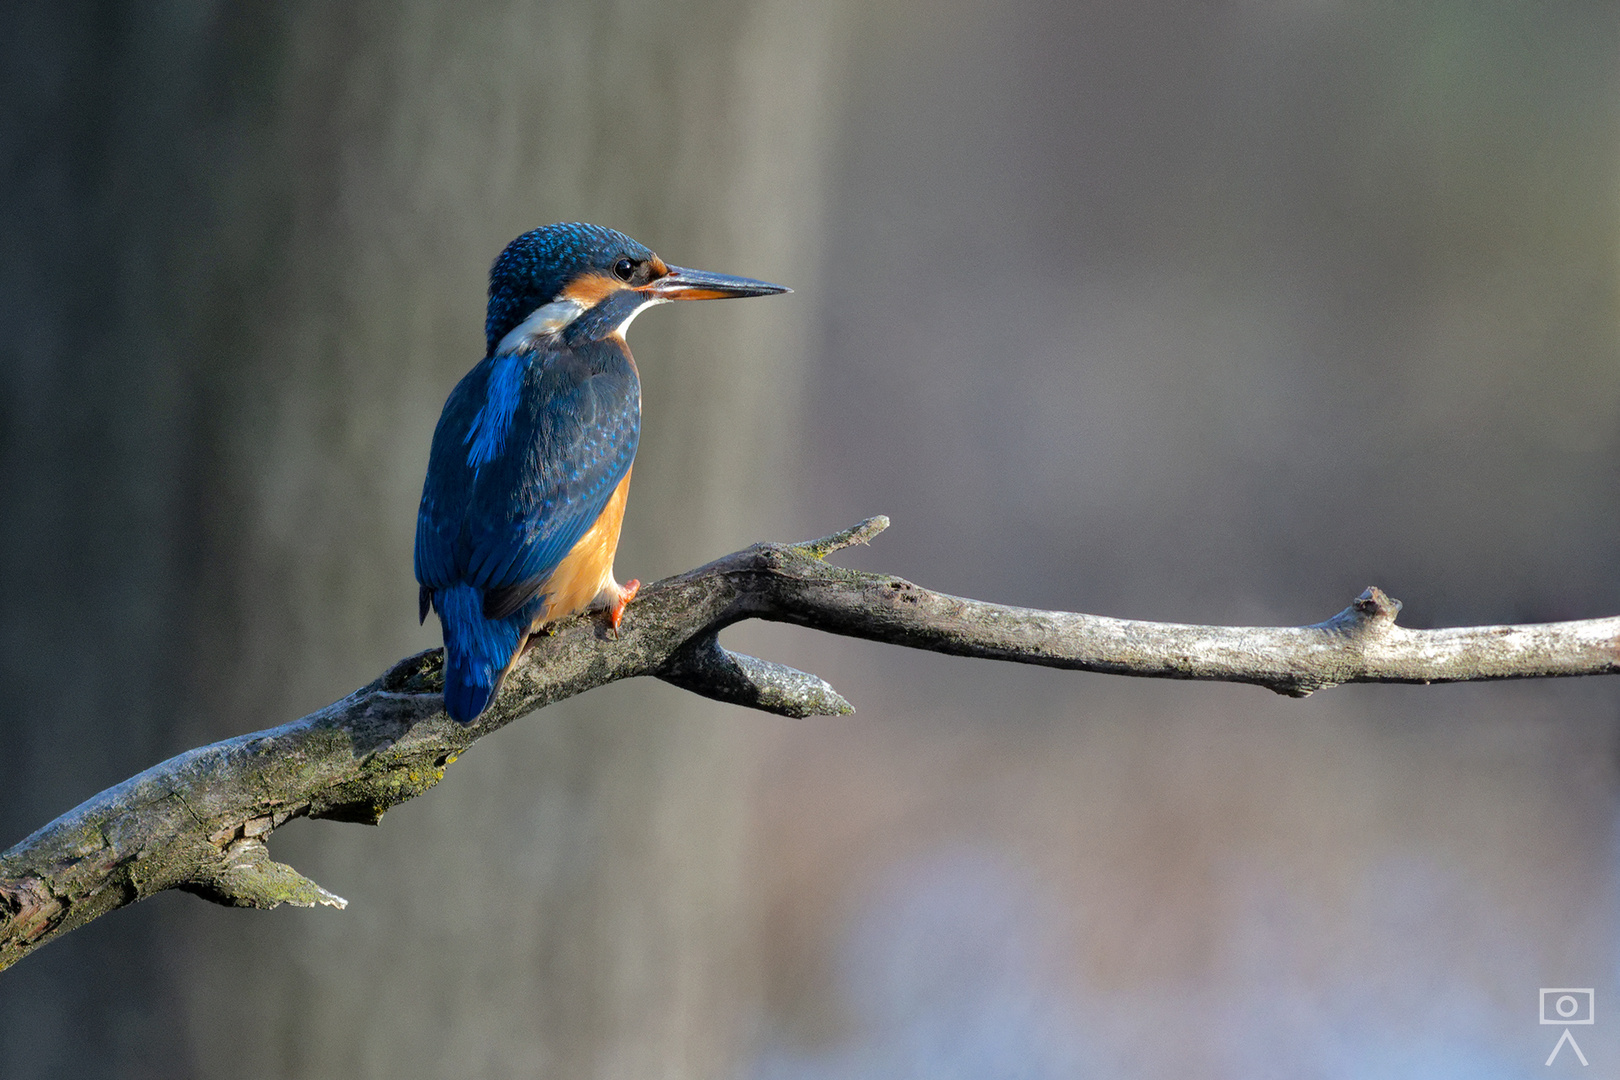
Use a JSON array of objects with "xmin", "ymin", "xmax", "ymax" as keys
[{"xmin": 433, "ymin": 583, "xmax": 526, "ymax": 724}]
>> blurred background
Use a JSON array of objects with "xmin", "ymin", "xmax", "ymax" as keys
[{"xmin": 2, "ymin": 1, "xmax": 1618, "ymax": 1077}]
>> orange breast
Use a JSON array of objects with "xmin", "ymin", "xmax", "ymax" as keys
[{"xmin": 530, "ymin": 468, "xmax": 632, "ymax": 629}]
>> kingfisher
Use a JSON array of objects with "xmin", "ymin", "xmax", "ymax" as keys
[{"xmin": 415, "ymin": 222, "xmax": 789, "ymax": 724}]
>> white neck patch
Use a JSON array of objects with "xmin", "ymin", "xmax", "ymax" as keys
[
  {"xmin": 614, "ymin": 295, "xmax": 669, "ymax": 338},
  {"xmin": 496, "ymin": 298, "xmax": 587, "ymax": 355}
]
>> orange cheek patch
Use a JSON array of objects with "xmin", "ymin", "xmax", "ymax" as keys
[{"xmin": 561, "ymin": 272, "xmax": 628, "ymax": 306}]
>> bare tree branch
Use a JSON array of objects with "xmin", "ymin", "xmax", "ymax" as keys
[{"xmin": 4, "ymin": 515, "xmax": 1617, "ymax": 970}]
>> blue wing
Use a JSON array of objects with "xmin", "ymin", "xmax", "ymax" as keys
[{"xmin": 415, "ymin": 339, "xmax": 639, "ymax": 721}]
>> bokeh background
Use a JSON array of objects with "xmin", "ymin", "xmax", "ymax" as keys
[{"xmin": 3, "ymin": 2, "xmax": 1618, "ymax": 1077}]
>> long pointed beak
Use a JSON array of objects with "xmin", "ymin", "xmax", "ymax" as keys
[{"xmin": 644, "ymin": 265, "xmax": 791, "ymax": 301}]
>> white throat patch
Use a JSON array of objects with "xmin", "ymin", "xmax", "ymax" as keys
[
  {"xmin": 614, "ymin": 295, "xmax": 670, "ymax": 338},
  {"xmin": 496, "ymin": 299, "xmax": 587, "ymax": 355}
]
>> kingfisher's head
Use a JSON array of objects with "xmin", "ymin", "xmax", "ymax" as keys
[{"xmin": 485, "ymin": 222, "xmax": 789, "ymax": 357}]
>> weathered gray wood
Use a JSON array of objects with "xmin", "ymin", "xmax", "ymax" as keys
[{"xmin": 3, "ymin": 514, "xmax": 1617, "ymax": 970}]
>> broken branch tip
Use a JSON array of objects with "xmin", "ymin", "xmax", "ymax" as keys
[{"xmin": 804, "ymin": 515, "xmax": 891, "ymax": 559}]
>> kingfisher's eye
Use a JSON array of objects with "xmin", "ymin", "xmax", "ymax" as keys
[{"xmin": 613, "ymin": 258, "xmax": 636, "ymax": 282}]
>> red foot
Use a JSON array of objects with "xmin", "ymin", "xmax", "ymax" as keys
[{"xmin": 606, "ymin": 579, "xmax": 640, "ymax": 636}]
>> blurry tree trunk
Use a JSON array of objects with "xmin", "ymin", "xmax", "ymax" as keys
[{"xmin": 0, "ymin": 3, "xmax": 844, "ymax": 1077}]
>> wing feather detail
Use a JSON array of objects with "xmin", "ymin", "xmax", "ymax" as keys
[{"xmin": 415, "ymin": 340, "xmax": 639, "ymax": 622}]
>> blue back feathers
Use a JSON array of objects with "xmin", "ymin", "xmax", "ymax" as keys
[
  {"xmin": 417, "ymin": 339, "xmax": 640, "ymax": 722},
  {"xmin": 464, "ymin": 350, "xmax": 526, "ymax": 470}
]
